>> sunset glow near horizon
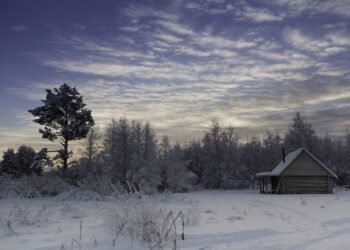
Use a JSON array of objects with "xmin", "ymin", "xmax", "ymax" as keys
[{"xmin": 1, "ymin": 0, "xmax": 350, "ymax": 153}]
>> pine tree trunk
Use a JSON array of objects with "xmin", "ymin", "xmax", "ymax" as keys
[
  {"xmin": 63, "ymin": 110, "xmax": 69, "ymax": 170},
  {"xmin": 63, "ymin": 138, "xmax": 68, "ymax": 169}
]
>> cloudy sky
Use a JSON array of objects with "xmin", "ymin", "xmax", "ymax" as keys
[{"xmin": 1, "ymin": 0, "xmax": 350, "ymax": 152}]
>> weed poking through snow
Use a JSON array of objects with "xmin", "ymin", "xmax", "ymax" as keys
[{"xmin": 105, "ymin": 190, "xmax": 186, "ymax": 249}]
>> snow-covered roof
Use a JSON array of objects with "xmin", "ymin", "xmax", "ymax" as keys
[{"xmin": 256, "ymin": 147, "xmax": 338, "ymax": 178}]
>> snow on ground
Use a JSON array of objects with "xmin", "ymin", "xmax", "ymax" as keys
[{"xmin": 1, "ymin": 189, "xmax": 350, "ymax": 250}]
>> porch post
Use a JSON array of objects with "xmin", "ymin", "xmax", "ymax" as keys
[{"xmin": 262, "ymin": 178, "xmax": 265, "ymax": 193}]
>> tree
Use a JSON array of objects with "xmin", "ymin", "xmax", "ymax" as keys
[
  {"xmin": 137, "ymin": 121, "xmax": 161, "ymax": 192},
  {"xmin": 165, "ymin": 143, "xmax": 195, "ymax": 192},
  {"xmin": 241, "ymin": 136, "xmax": 263, "ymax": 178},
  {"xmin": 29, "ymin": 148, "xmax": 51, "ymax": 175},
  {"xmin": 29, "ymin": 84, "xmax": 94, "ymax": 169},
  {"xmin": 82, "ymin": 128, "xmax": 100, "ymax": 167},
  {"xmin": 184, "ymin": 140, "xmax": 204, "ymax": 185},
  {"xmin": 0, "ymin": 149, "xmax": 17, "ymax": 176},
  {"xmin": 202, "ymin": 119, "xmax": 224, "ymax": 188},
  {"xmin": 262, "ymin": 131, "xmax": 282, "ymax": 170},
  {"xmin": 0, "ymin": 146, "xmax": 48, "ymax": 178},
  {"xmin": 159, "ymin": 135, "xmax": 171, "ymax": 190},
  {"xmin": 104, "ymin": 118, "xmax": 131, "ymax": 185},
  {"xmin": 104, "ymin": 119, "xmax": 118, "ymax": 171},
  {"xmin": 159, "ymin": 135, "xmax": 170, "ymax": 160},
  {"xmin": 221, "ymin": 125, "xmax": 240, "ymax": 186},
  {"xmin": 16, "ymin": 145, "xmax": 37, "ymax": 176},
  {"xmin": 284, "ymin": 112, "xmax": 317, "ymax": 152},
  {"xmin": 103, "ymin": 118, "xmax": 161, "ymax": 192}
]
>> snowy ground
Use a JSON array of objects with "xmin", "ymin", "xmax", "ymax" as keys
[{"xmin": 1, "ymin": 189, "xmax": 350, "ymax": 250}]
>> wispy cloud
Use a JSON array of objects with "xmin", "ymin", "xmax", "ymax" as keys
[
  {"xmin": 10, "ymin": 24, "xmax": 28, "ymax": 32},
  {"xmin": 284, "ymin": 28, "xmax": 349, "ymax": 56},
  {"xmin": 20, "ymin": 2, "xmax": 348, "ymax": 141},
  {"xmin": 240, "ymin": 6, "xmax": 286, "ymax": 22},
  {"xmin": 2, "ymin": 0, "xmax": 350, "ymax": 149},
  {"xmin": 271, "ymin": 0, "xmax": 350, "ymax": 18}
]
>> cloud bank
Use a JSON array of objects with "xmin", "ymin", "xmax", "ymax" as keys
[{"xmin": 2, "ymin": 0, "xmax": 350, "ymax": 152}]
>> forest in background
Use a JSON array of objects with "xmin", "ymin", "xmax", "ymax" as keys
[
  {"xmin": 1, "ymin": 84, "xmax": 350, "ymax": 198},
  {"xmin": 1, "ymin": 112, "xmax": 350, "ymax": 198}
]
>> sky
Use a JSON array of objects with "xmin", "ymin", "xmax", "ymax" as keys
[{"xmin": 0, "ymin": 0, "xmax": 350, "ymax": 153}]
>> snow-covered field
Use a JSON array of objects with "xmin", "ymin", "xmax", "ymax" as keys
[{"xmin": 1, "ymin": 189, "xmax": 350, "ymax": 250}]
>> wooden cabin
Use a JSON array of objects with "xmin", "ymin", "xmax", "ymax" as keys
[{"xmin": 256, "ymin": 148, "xmax": 337, "ymax": 194}]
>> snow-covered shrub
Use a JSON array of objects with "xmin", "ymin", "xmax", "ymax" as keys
[
  {"xmin": 184, "ymin": 201, "xmax": 200, "ymax": 226},
  {"xmin": 0, "ymin": 175, "xmax": 41, "ymax": 199},
  {"xmin": 0, "ymin": 218, "xmax": 17, "ymax": 237},
  {"xmin": 165, "ymin": 161, "xmax": 196, "ymax": 193},
  {"xmin": 0, "ymin": 175, "xmax": 21, "ymax": 198},
  {"xmin": 56, "ymin": 189, "xmax": 103, "ymax": 202},
  {"xmin": 34, "ymin": 205, "xmax": 48, "ymax": 226},
  {"xmin": 59, "ymin": 221, "xmax": 85, "ymax": 250},
  {"xmin": 0, "ymin": 215, "xmax": 16, "ymax": 237},
  {"xmin": 7, "ymin": 204, "xmax": 49, "ymax": 228},
  {"xmin": 108, "ymin": 208, "xmax": 128, "ymax": 246},
  {"xmin": 105, "ymin": 194, "xmax": 185, "ymax": 249},
  {"xmin": 77, "ymin": 174, "xmax": 115, "ymax": 197},
  {"xmin": 34, "ymin": 172, "xmax": 71, "ymax": 196},
  {"xmin": 8, "ymin": 204, "xmax": 35, "ymax": 226},
  {"xmin": 129, "ymin": 161, "xmax": 161, "ymax": 195},
  {"xmin": 0, "ymin": 172, "xmax": 70, "ymax": 199},
  {"xmin": 6, "ymin": 220, "xmax": 17, "ymax": 236}
]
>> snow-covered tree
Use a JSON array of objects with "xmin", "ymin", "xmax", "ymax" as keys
[
  {"xmin": 29, "ymin": 148, "xmax": 52, "ymax": 174},
  {"xmin": 184, "ymin": 140, "xmax": 204, "ymax": 185},
  {"xmin": 262, "ymin": 131, "xmax": 283, "ymax": 170},
  {"xmin": 166, "ymin": 143, "xmax": 195, "ymax": 192},
  {"xmin": 284, "ymin": 112, "xmax": 318, "ymax": 153},
  {"xmin": 338, "ymin": 132, "xmax": 350, "ymax": 184},
  {"xmin": 241, "ymin": 136, "xmax": 263, "ymax": 178},
  {"xmin": 136, "ymin": 121, "xmax": 161, "ymax": 192},
  {"xmin": 103, "ymin": 118, "xmax": 160, "ymax": 192},
  {"xmin": 221, "ymin": 125, "xmax": 240, "ymax": 186},
  {"xmin": 159, "ymin": 135, "xmax": 170, "ymax": 160},
  {"xmin": 0, "ymin": 148, "xmax": 17, "ymax": 177},
  {"xmin": 29, "ymin": 84, "xmax": 94, "ymax": 169},
  {"xmin": 0, "ymin": 146, "xmax": 48, "ymax": 178},
  {"xmin": 201, "ymin": 119, "xmax": 225, "ymax": 188},
  {"xmin": 104, "ymin": 119, "xmax": 118, "ymax": 171},
  {"xmin": 158, "ymin": 135, "xmax": 171, "ymax": 190},
  {"xmin": 16, "ymin": 145, "xmax": 37, "ymax": 176},
  {"xmin": 82, "ymin": 128, "xmax": 101, "ymax": 166}
]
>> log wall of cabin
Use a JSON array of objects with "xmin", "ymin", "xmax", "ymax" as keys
[
  {"xmin": 283, "ymin": 152, "xmax": 328, "ymax": 176},
  {"xmin": 280, "ymin": 151, "xmax": 333, "ymax": 194}
]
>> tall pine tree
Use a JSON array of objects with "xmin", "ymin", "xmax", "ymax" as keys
[{"xmin": 29, "ymin": 84, "xmax": 94, "ymax": 169}]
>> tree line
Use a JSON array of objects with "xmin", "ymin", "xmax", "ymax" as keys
[{"xmin": 1, "ymin": 84, "xmax": 350, "ymax": 193}]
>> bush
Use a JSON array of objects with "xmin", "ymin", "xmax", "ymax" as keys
[
  {"xmin": 105, "ymin": 191, "xmax": 186, "ymax": 249},
  {"xmin": 7, "ymin": 204, "xmax": 48, "ymax": 227},
  {"xmin": 0, "ymin": 172, "xmax": 70, "ymax": 199},
  {"xmin": 0, "ymin": 175, "xmax": 41, "ymax": 199}
]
